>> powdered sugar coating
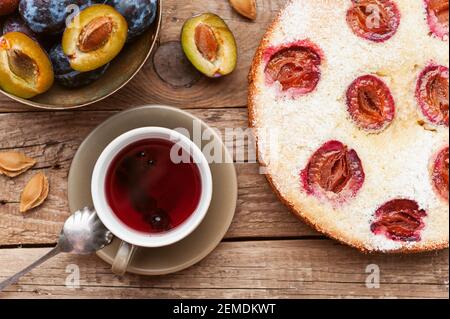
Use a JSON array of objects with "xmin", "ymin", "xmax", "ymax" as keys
[{"xmin": 250, "ymin": 0, "xmax": 449, "ymax": 252}]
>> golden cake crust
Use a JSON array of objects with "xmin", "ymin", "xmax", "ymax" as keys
[{"xmin": 248, "ymin": 0, "xmax": 449, "ymax": 253}]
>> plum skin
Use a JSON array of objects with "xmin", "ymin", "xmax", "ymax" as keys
[
  {"xmin": 106, "ymin": 0, "xmax": 157, "ymax": 41},
  {"xmin": 19, "ymin": 0, "xmax": 95, "ymax": 34},
  {"xmin": 49, "ymin": 44, "xmax": 108, "ymax": 88},
  {"xmin": 2, "ymin": 14, "xmax": 39, "ymax": 42}
]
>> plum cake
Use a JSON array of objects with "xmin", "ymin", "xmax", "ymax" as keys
[{"xmin": 248, "ymin": 0, "xmax": 449, "ymax": 252}]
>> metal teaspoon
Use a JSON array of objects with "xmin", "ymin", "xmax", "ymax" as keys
[{"xmin": 0, "ymin": 207, "xmax": 113, "ymax": 292}]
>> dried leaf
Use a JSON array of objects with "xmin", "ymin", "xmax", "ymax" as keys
[
  {"xmin": 229, "ymin": 0, "xmax": 257, "ymax": 20},
  {"xmin": 0, "ymin": 152, "xmax": 36, "ymax": 178},
  {"xmin": 20, "ymin": 172, "xmax": 49, "ymax": 213}
]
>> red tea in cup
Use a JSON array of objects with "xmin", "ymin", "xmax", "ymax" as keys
[{"xmin": 105, "ymin": 139, "xmax": 202, "ymax": 234}]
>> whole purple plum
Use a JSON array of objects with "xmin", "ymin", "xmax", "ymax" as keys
[
  {"xmin": 49, "ymin": 44, "xmax": 109, "ymax": 88},
  {"xmin": 19, "ymin": 0, "xmax": 94, "ymax": 34},
  {"xmin": 2, "ymin": 14, "xmax": 39, "ymax": 41},
  {"xmin": 106, "ymin": 0, "xmax": 157, "ymax": 41}
]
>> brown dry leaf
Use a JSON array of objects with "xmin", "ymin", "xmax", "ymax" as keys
[
  {"xmin": 229, "ymin": 0, "xmax": 257, "ymax": 20},
  {"xmin": 20, "ymin": 172, "xmax": 49, "ymax": 213},
  {"xmin": 0, "ymin": 152, "xmax": 36, "ymax": 178}
]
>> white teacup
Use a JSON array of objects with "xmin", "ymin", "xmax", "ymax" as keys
[{"xmin": 91, "ymin": 127, "xmax": 213, "ymax": 275}]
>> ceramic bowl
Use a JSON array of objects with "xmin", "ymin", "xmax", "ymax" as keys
[{"xmin": 0, "ymin": 0, "xmax": 162, "ymax": 110}]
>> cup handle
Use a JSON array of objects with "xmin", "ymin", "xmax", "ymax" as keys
[{"xmin": 112, "ymin": 241, "xmax": 136, "ymax": 276}]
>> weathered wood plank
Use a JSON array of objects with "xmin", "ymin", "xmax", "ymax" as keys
[
  {"xmin": 0, "ymin": 163, "xmax": 312, "ymax": 245},
  {"xmin": 0, "ymin": 0, "xmax": 286, "ymax": 112},
  {"xmin": 0, "ymin": 109, "xmax": 314, "ymax": 245},
  {"xmin": 0, "ymin": 241, "xmax": 447, "ymax": 299}
]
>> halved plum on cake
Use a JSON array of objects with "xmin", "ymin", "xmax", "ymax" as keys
[
  {"xmin": 425, "ymin": 0, "xmax": 449, "ymax": 40},
  {"xmin": 416, "ymin": 64, "xmax": 449, "ymax": 127},
  {"xmin": 346, "ymin": 0, "xmax": 401, "ymax": 42},
  {"xmin": 371, "ymin": 199, "xmax": 427, "ymax": 242},
  {"xmin": 263, "ymin": 40, "xmax": 323, "ymax": 97},
  {"xmin": 248, "ymin": 0, "xmax": 449, "ymax": 252},
  {"xmin": 346, "ymin": 75, "xmax": 396, "ymax": 132},
  {"xmin": 431, "ymin": 146, "xmax": 449, "ymax": 202}
]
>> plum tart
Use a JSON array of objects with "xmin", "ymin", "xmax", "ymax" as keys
[{"xmin": 249, "ymin": 0, "xmax": 449, "ymax": 252}]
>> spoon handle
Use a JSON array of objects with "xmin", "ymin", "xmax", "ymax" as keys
[{"xmin": 0, "ymin": 246, "xmax": 61, "ymax": 292}]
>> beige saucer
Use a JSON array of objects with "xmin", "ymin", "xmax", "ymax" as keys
[{"xmin": 68, "ymin": 105, "xmax": 237, "ymax": 275}]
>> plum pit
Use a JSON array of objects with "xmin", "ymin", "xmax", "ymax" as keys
[{"xmin": 195, "ymin": 24, "xmax": 218, "ymax": 62}]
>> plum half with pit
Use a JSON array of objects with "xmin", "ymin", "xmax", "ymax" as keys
[
  {"xmin": 0, "ymin": 0, "xmax": 19, "ymax": 16},
  {"xmin": 0, "ymin": 32, "xmax": 54, "ymax": 98},
  {"xmin": 371, "ymin": 199, "xmax": 427, "ymax": 242},
  {"xmin": 49, "ymin": 44, "xmax": 108, "ymax": 88},
  {"xmin": 62, "ymin": 4, "xmax": 127, "ymax": 72},
  {"xmin": 106, "ymin": 0, "xmax": 157, "ymax": 41},
  {"xmin": 181, "ymin": 13, "xmax": 237, "ymax": 78},
  {"xmin": 19, "ymin": 0, "xmax": 94, "ymax": 35}
]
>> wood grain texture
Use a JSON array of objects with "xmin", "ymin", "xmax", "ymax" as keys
[
  {"xmin": 0, "ymin": 242, "xmax": 447, "ymax": 299},
  {"xmin": 0, "ymin": 109, "xmax": 314, "ymax": 246},
  {"xmin": 0, "ymin": 0, "xmax": 285, "ymax": 113}
]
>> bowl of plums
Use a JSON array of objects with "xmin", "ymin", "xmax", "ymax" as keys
[{"xmin": 0, "ymin": 0, "xmax": 161, "ymax": 109}]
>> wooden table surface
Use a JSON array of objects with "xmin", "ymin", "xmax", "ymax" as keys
[{"xmin": 0, "ymin": 0, "xmax": 448, "ymax": 299}]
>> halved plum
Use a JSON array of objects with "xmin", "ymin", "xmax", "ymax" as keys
[
  {"xmin": 371, "ymin": 199, "xmax": 427, "ymax": 242},
  {"xmin": 416, "ymin": 64, "xmax": 449, "ymax": 127},
  {"xmin": 425, "ymin": 0, "xmax": 449, "ymax": 40},
  {"xmin": 62, "ymin": 4, "xmax": 128, "ymax": 72},
  {"xmin": 264, "ymin": 40, "xmax": 322, "ymax": 96},
  {"xmin": 346, "ymin": 0, "xmax": 400, "ymax": 42},
  {"xmin": 0, "ymin": 32, "xmax": 54, "ymax": 98},
  {"xmin": 431, "ymin": 146, "xmax": 449, "ymax": 202},
  {"xmin": 181, "ymin": 13, "xmax": 237, "ymax": 78},
  {"xmin": 346, "ymin": 75, "xmax": 395, "ymax": 132},
  {"xmin": 301, "ymin": 140, "xmax": 365, "ymax": 201}
]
